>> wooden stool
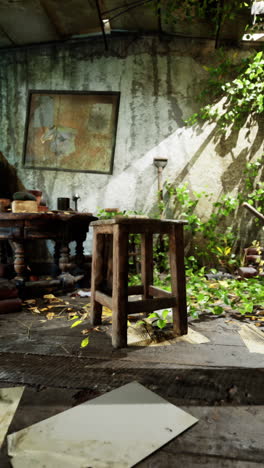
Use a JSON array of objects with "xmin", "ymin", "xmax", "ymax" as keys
[{"xmin": 90, "ymin": 218, "xmax": 188, "ymax": 348}]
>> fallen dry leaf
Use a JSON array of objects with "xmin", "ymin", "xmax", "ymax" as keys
[
  {"xmin": 46, "ymin": 312, "xmax": 55, "ymax": 320},
  {"xmin": 40, "ymin": 307, "xmax": 48, "ymax": 312},
  {"xmin": 68, "ymin": 312, "xmax": 80, "ymax": 318},
  {"xmin": 43, "ymin": 294, "xmax": 63, "ymax": 302},
  {"xmin": 102, "ymin": 307, "xmax": 112, "ymax": 316},
  {"xmin": 30, "ymin": 307, "xmax": 41, "ymax": 314},
  {"xmin": 81, "ymin": 326, "xmax": 101, "ymax": 335},
  {"xmin": 43, "ymin": 294, "xmax": 56, "ymax": 300},
  {"xmin": 47, "ymin": 304, "xmax": 65, "ymax": 309},
  {"xmin": 81, "ymin": 312, "xmax": 89, "ymax": 320},
  {"xmin": 24, "ymin": 299, "xmax": 36, "ymax": 305}
]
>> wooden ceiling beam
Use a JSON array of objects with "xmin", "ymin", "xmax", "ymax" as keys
[
  {"xmin": 0, "ymin": 22, "xmax": 16, "ymax": 45},
  {"xmin": 95, "ymin": 0, "xmax": 108, "ymax": 50},
  {"xmin": 40, "ymin": 0, "xmax": 64, "ymax": 38},
  {"xmin": 101, "ymin": 0, "xmax": 151, "ymax": 16}
]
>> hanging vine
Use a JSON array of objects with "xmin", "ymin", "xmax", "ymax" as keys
[{"xmin": 185, "ymin": 49, "xmax": 264, "ymax": 129}]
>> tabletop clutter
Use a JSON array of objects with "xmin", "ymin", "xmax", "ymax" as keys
[{"xmin": 0, "ymin": 190, "xmax": 48, "ymax": 213}]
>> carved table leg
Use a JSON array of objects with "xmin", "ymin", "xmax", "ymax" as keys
[
  {"xmin": 0, "ymin": 241, "xmax": 7, "ymax": 264},
  {"xmin": 59, "ymin": 242, "xmax": 70, "ymax": 273},
  {"xmin": 54, "ymin": 241, "xmax": 61, "ymax": 265},
  {"xmin": 13, "ymin": 241, "xmax": 26, "ymax": 281},
  {"xmin": 75, "ymin": 239, "xmax": 85, "ymax": 265}
]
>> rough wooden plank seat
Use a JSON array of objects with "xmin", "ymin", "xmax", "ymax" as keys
[{"xmin": 90, "ymin": 217, "xmax": 188, "ymax": 348}]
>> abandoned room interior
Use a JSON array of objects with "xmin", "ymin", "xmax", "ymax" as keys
[{"xmin": 0, "ymin": 0, "xmax": 264, "ymax": 466}]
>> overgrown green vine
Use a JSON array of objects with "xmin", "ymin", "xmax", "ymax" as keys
[
  {"xmin": 186, "ymin": 50, "xmax": 264, "ymax": 129},
  {"xmin": 156, "ymin": 0, "xmax": 251, "ymax": 28}
]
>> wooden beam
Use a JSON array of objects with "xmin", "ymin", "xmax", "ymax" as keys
[
  {"xmin": 95, "ymin": 0, "xmax": 108, "ymax": 50},
  {"xmin": 0, "ymin": 22, "xmax": 16, "ymax": 45},
  {"xmin": 128, "ymin": 296, "xmax": 177, "ymax": 314},
  {"xmin": 95, "ymin": 290, "xmax": 113, "ymax": 310},
  {"xmin": 128, "ymin": 285, "xmax": 144, "ymax": 295},
  {"xmin": 149, "ymin": 285, "xmax": 173, "ymax": 298}
]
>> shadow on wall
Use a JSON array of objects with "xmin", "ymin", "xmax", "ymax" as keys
[
  {"xmin": 146, "ymin": 116, "xmax": 263, "ymax": 252},
  {"xmin": 170, "ymin": 118, "xmax": 263, "ymax": 191}
]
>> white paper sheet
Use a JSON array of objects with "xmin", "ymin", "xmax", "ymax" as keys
[
  {"xmin": 0, "ymin": 387, "xmax": 24, "ymax": 447},
  {"xmin": 8, "ymin": 381, "xmax": 198, "ymax": 467},
  {"xmin": 239, "ymin": 323, "xmax": 264, "ymax": 354}
]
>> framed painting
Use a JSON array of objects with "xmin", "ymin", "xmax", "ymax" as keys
[{"xmin": 23, "ymin": 90, "xmax": 120, "ymax": 174}]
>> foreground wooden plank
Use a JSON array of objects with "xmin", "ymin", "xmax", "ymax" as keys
[
  {"xmin": 0, "ymin": 385, "xmax": 263, "ymax": 467},
  {"xmin": 137, "ymin": 406, "xmax": 264, "ymax": 467}
]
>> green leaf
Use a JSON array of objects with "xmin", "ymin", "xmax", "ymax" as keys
[
  {"xmin": 71, "ymin": 319, "xmax": 83, "ymax": 328},
  {"xmin": 80, "ymin": 337, "xmax": 89, "ymax": 348},
  {"xmin": 157, "ymin": 319, "xmax": 166, "ymax": 329},
  {"xmin": 162, "ymin": 309, "xmax": 170, "ymax": 319},
  {"xmin": 213, "ymin": 306, "xmax": 224, "ymax": 315},
  {"xmin": 148, "ymin": 312, "xmax": 160, "ymax": 319}
]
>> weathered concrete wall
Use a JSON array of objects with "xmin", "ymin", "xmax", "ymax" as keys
[{"xmin": 0, "ymin": 35, "xmax": 263, "ymax": 253}]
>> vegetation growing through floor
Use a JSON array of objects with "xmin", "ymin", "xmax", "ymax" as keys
[
  {"xmin": 157, "ymin": 156, "xmax": 264, "ymax": 269},
  {"xmin": 70, "ymin": 157, "xmax": 263, "ymax": 343},
  {"xmin": 84, "ymin": 158, "xmax": 263, "ymax": 336}
]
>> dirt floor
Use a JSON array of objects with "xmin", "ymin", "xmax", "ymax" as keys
[{"xmin": 0, "ymin": 290, "xmax": 264, "ymax": 467}]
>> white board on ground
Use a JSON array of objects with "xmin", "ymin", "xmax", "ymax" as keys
[
  {"xmin": 0, "ymin": 387, "xmax": 24, "ymax": 447},
  {"xmin": 8, "ymin": 381, "xmax": 198, "ymax": 468},
  {"xmin": 239, "ymin": 323, "xmax": 264, "ymax": 354}
]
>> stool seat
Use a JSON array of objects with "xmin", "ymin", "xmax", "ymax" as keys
[{"xmin": 90, "ymin": 217, "xmax": 188, "ymax": 348}]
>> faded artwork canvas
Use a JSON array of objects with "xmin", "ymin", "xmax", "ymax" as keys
[{"xmin": 23, "ymin": 91, "xmax": 120, "ymax": 174}]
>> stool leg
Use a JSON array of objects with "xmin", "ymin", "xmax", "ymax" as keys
[
  {"xmin": 112, "ymin": 225, "xmax": 128, "ymax": 348},
  {"xmin": 141, "ymin": 233, "xmax": 153, "ymax": 300},
  {"xmin": 169, "ymin": 224, "xmax": 188, "ymax": 335},
  {"xmin": 90, "ymin": 232, "xmax": 104, "ymax": 325}
]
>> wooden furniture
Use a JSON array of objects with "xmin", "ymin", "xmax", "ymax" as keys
[
  {"xmin": 90, "ymin": 217, "xmax": 188, "ymax": 348},
  {"xmin": 0, "ymin": 212, "xmax": 97, "ymax": 281}
]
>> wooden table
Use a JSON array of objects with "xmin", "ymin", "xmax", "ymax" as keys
[{"xmin": 0, "ymin": 211, "xmax": 97, "ymax": 280}]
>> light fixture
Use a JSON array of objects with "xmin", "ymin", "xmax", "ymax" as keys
[
  {"xmin": 153, "ymin": 157, "xmax": 168, "ymax": 194},
  {"xmin": 72, "ymin": 193, "xmax": 80, "ymax": 211}
]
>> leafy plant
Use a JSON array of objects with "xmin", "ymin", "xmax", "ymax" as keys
[
  {"xmin": 154, "ymin": 0, "xmax": 251, "ymax": 30},
  {"xmin": 137, "ymin": 309, "xmax": 170, "ymax": 329},
  {"xmin": 162, "ymin": 156, "xmax": 263, "ymax": 270},
  {"xmin": 186, "ymin": 50, "xmax": 264, "ymax": 130}
]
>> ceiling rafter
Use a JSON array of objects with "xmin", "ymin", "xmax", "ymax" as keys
[
  {"xmin": 101, "ymin": 0, "xmax": 152, "ymax": 16},
  {"xmin": 39, "ymin": 0, "xmax": 65, "ymax": 38},
  {"xmin": 0, "ymin": 22, "xmax": 16, "ymax": 44},
  {"xmin": 95, "ymin": 0, "xmax": 108, "ymax": 49},
  {"xmin": 105, "ymin": 0, "xmax": 153, "ymax": 24}
]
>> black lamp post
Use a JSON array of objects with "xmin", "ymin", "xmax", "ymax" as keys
[
  {"xmin": 72, "ymin": 193, "xmax": 80, "ymax": 211},
  {"xmin": 153, "ymin": 157, "xmax": 168, "ymax": 200}
]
